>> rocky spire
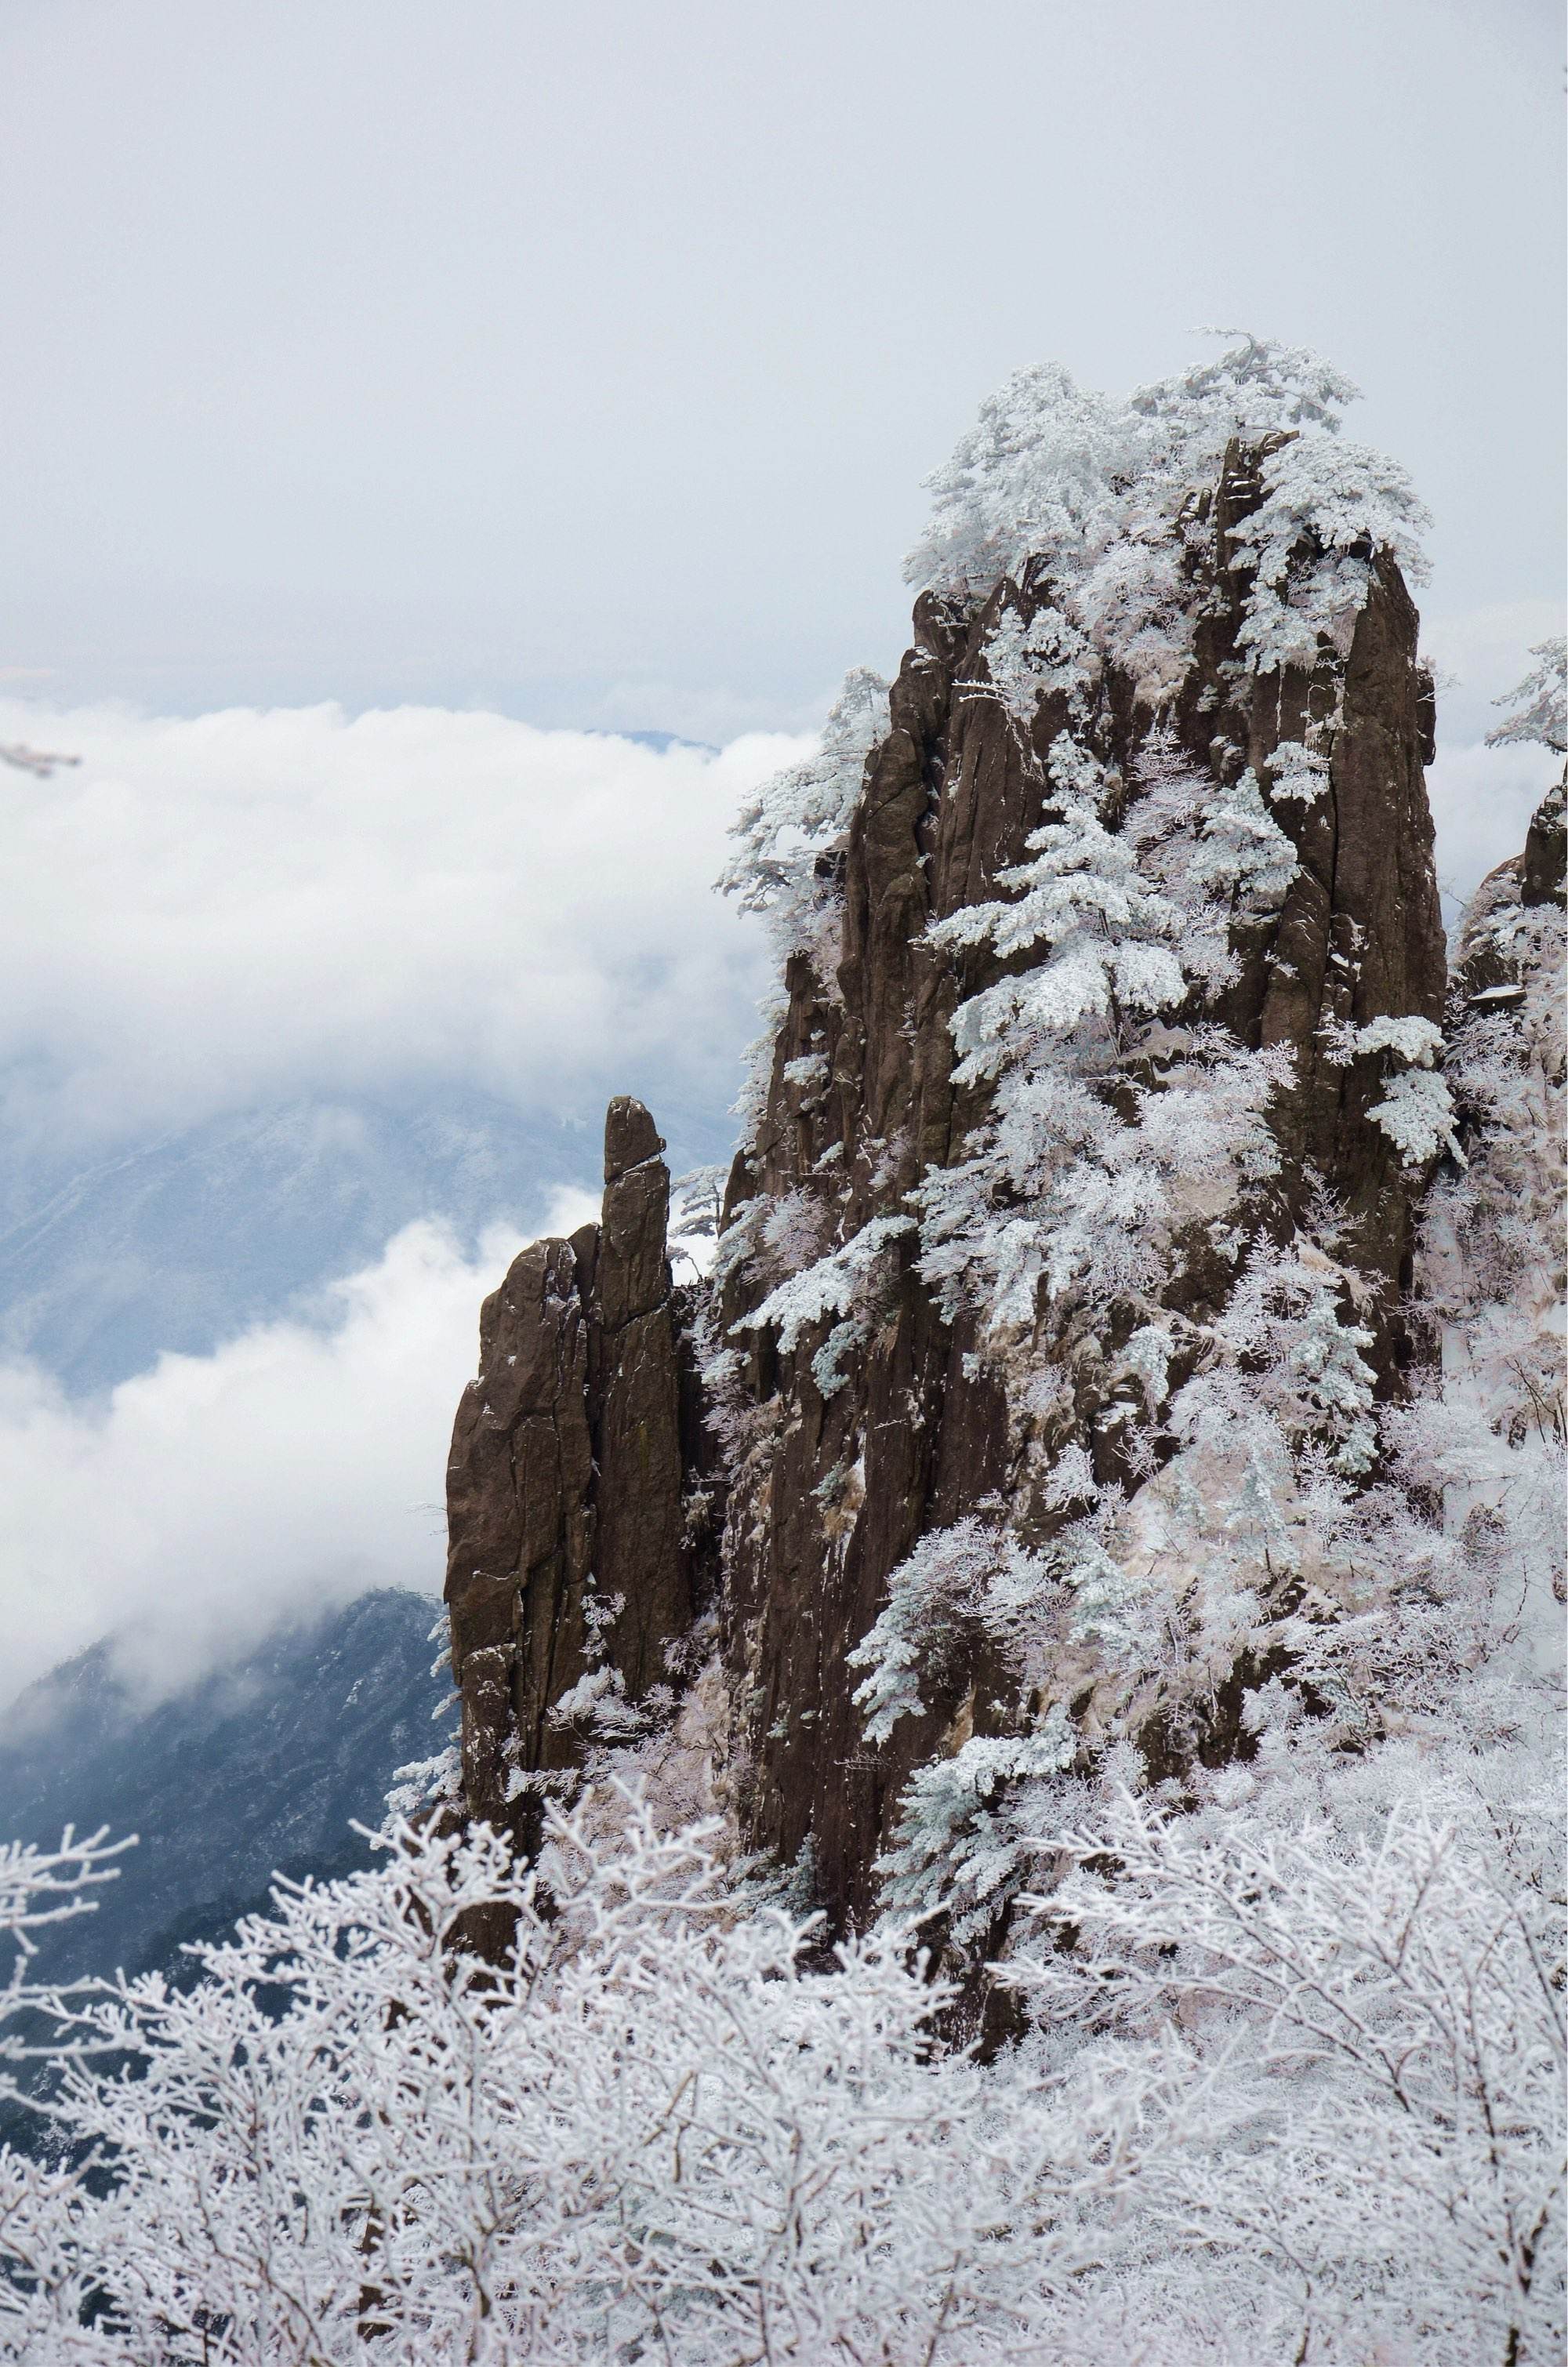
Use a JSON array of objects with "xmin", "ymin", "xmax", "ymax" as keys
[
  {"xmin": 704, "ymin": 458, "xmax": 1446, "ymax": 1930},
  {"xmin": 444, "ymin": 1096, "xmax": 695, "ymax": 1851},
  {"xmin": 445, "ymin": 363, "xmax": 1459, "ymax": 1945}
]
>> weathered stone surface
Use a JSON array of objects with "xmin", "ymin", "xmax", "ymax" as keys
[
  {"xmin": 1452, "ymin": 771, "xmax": 1566, "ymax": 1004},
  {"xmin": 596, "ymin": 1147, "xmax": 670, "ymax": 1331},
  {"xmin": 1523, "ymin": 775, "xmax": 1566, "ymax": 909},
  {"xmin": 604, "ymin": 1094, "xmax": 666, "ymax": 1180},
  {"xmin": 445, "ymin": 1236, "xmax": 595, "ymax": 1831},
  {"xmin": 444, "ymin": 1098, "xmax": 692, "ymax": 1846}
]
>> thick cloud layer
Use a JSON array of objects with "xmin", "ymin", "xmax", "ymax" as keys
[
  {"xmin": 0, "ymin": 702, "xmax": 792, "ymax": 1157},
  {"xmin": 0, "ymin": 1209, "xmax": 615, "ymax": 1707},
  {"xmin": 0, "ymin": 651, "xmax": 1544, "ymax": 1177},
  {"xmin": 0, "ymin": 699, "xmax": 798, "ymax": 1704}
]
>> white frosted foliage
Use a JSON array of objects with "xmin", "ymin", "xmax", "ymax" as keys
[
  {"xmin": 1486, "ymin": 636, "xmax": 1567, "ymax": 753},
  {"xmin": 720, "ymin": 664, "xmax": 889, "ymax": 993},
  {"xmin": 906, "ymin": 332, "xmax": 1427, "ymax": 699},
  {"xmin": 735, "ymin": 1212, "xmax": 913, "ymax": 1396},
  {"xmin": 1367, "ymin": 1064, "xmax": 1461, "ymax": 1165},
  {"xmin": 1227, "ymin": 434, "xmax": 1430, "ymax": 672}
]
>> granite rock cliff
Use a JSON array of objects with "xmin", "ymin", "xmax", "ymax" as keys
[{"xmin": 442, "ymin": 353, "xmax": 1538, "ymax": 1948}]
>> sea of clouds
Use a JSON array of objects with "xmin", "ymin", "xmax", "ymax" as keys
[
  {"xmin": 0, "ymin": 668, "xmax": 1556, "ymax": 1708},
  {"xmin": 0, "ymin": 703, "xmax": 792, "ymax": 1703},
  {"xmin": 0, "ymin": 702, "xmax": 796, "ymax": 1158}
]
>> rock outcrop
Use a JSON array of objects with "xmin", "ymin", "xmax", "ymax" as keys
[
  {"xmin": 706, "ymin": 456, "xmax": 1445, "ymax": 1928},
  {"xmin": 445, "ymin": 394, "xmax": 1456, "ymax": 1941},
  {"xmin": 1454, "ymin": 773, "xmax": 1566, "ymax": 1005},
  {"xmin": 445, "ymin": 1097, "xmax": 701, "ymax": 1848}
]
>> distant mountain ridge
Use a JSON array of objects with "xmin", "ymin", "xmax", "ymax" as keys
[
  {"xmin": 0, "ymin": 1083, "xmax": 738, "ymax": 1396},
  {"xmin": 0, "ymin": 1590, "xmax": 451, "ymax": 1984},
  {"xmin": 0, "ymin": 1091, "xmax": 596, "ymax": 1395}
]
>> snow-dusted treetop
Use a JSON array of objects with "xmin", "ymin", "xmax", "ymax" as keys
[
  {"xmin": 905, "ymin": 332, "xmax": 1429, "ymax": 686},
  {"xmin": 1486, "ymin": 636, "xmax": 1567, "ymax": 754},
  {"xmin": 720, "ymin": 333, "xmax": 1432, "ymax": 981},
  {"xmin": 719, "ymin": 666, "xmax": 889, "ymax": 926}
]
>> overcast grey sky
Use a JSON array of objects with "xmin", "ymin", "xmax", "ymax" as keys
[{"xmin": 1, "ymin": 0, "xmax": 1561, "ymax": 742}]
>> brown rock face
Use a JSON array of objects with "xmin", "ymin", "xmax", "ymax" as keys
[
  {"xmin": 444, "ymin": 1097, "xmax": 692, "ymax": 1841},
  {"xmin": 1453, "ymin": 775, "xmax": 1566, "ymax": 1006},
  {"xmin": 445, "ymin": 1235, "xmax": 593, "ymax": 1826},
  {"xmin": 1523, "ymin": 775, "xmax": 1567, "ymax": 910},
  {"xmin": 709, "ymin": 451, "xmax": 1446, "ymax": 1929},
  {"xmin": 445, "ymin": 441, "xmax": 1448, "ymax": 1938}
]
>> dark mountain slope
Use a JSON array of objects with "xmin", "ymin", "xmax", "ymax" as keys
[
  {"xmin": 0, "ymin": 1589, "xmax": 452, "ymax": 1983},
  {"xmin": 0, "ymin": 1091, "xmax": 592, "ymax": 1394}
]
